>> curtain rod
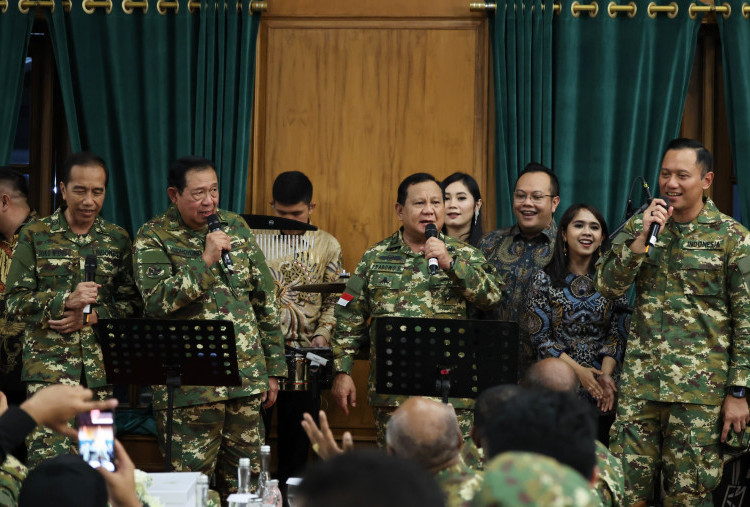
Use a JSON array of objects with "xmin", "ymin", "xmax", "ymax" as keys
[
  {"xmin": 5, "ymin": 0, "xmax": 266, "ymax": 13},
  {"xmin": 470, "ymin": 1, "xmax": 741, "ymax": 18}
]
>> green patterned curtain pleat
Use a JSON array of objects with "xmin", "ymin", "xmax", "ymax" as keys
[
  {"xmin": 552, "ymin": 0, "xmax": 701, "ymax": 227},
  {"xmin": 0, "ymin": 8, "xmax": 34, "ymax": 164},
  {"xmin": 489, "ymin": 0, "xmax": 554, "ymax": 228},
  {"xmin": 47, "ymin": 0, "xmax": 258, "ymax": 234},
  {"xmin": 717, "ymin": 0, "xmax": 750, "ymax": 226}
]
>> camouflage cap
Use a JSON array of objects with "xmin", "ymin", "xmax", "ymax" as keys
[{"xmin": 471, "ymin": 452, "xmax": 596, "ymax": 506}]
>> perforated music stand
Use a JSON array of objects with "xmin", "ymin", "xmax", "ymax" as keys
[
  {"xmin": 95, "ymin": 318, "xmax": 241, "ymax": 471},
  {"xmin": 374, "ymin": 317, "xmax": 518, "ymax": 402}
]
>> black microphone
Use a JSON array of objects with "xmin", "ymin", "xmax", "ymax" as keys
[
  {"xmin": 83, "ymin": 254, "xmax": 96, "ymax": 325},
  {"xmin": 425, "ymin": 223, "xmax": 439, "ymax": 275},
  {"xmin": 206, "ymin": 214, "xmax": 235, "ymax": 274},
  {"xmin": 645, "ymin": 203, "xmax": 666, "ymax": 257}
]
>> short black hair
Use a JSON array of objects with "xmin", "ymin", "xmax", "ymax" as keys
[
  {"xmin": 0, "ymin": 167, "xmax": 29, "ymax": 199},
  {"xmin": 483, "ymin": 388, "xmax": 597, "ymax": 480},
  {"xmin": 168, "ymin": 156, "xmax": 215, "ymax": 192},
  {"xmin": 298, "ymin": 450, "xmax": 445, "ymax": 507},
  {"xmin": 473, "ymin": 384, "xmax": 522, "ymax": 445},
  {"xmin": 61, "ymin": 152, "xmax": 109, "ymax": 187},
  {"xmin": 664, "ymin": 138, "xmax": 713, "ymax": 176},
  {"xmin": 272, "ymin": 171, "xmax": 313, "ymax": 204},
  {"xmin": 396, "ymin": 173, "xmax": 438, "ymax": 205},
  {"xmin": 517, "ymin": 162, "xmax": 559, "ymax": 197}
]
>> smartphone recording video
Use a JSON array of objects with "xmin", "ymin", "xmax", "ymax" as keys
[{"xmin": 77, "ymin": 409, "xmax": 115, "ymax": 472}]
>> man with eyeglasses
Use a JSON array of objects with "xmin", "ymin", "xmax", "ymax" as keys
[
  {"xmin": 5, "ymin": 152, "xmax": 142, "ymax": 466},
  {"xmin": 478, "ymin": 163, "xmax": 560, "ymax": 375},
  {"xmin": 253, "ymin": 171, "xmax": 344, "ymax": 493},
  {"xmin": 133, "ymin": 156, "xmax": 286, "ymax": 499}
]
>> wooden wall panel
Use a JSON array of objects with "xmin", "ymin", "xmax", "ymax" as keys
[{"xmin": 250, "ymin": 15, "xmax": 489, "ymax": 273}]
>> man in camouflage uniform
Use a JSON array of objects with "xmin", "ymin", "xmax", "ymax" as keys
[
  {"xmin": 386, "ymin": 396, "xmax": 483, "ymax": 507},
  {"xmin": 596, "ymin": 138, "xmax": 750, "ymax": 505},
  {"xmin": 5, "ymin": 152, "xmax": 141, "ymax": 466},
  {"xmin": 0, "ymin": 168, "xmax": 36, "ymax": 444},
  {"xmin": 522, "ymin": 358, "xmax": 625, "ymax": 506},
  {"xmin": 331, "ymin": 172, "xmax": 503, "ymax": 446},
  {"xmin": 133, "ymin": 156, "xmax": 286, "ymax": 497},
  {"xmin": 471, "ymin": 452, "xmax": 597, "ymax": 506}
]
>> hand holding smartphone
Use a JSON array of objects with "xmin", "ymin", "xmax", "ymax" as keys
[{"xmin": 77, "ymin": 409, "xmax": 116, "ymax": 472}]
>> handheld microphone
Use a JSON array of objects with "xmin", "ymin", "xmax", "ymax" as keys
[
  {"xmin": 644, "ymin": 204, "xmax": 666, "ymax": 257},
  {"xmin": 425, "ymin": 223, "xmax": 439, "ymax": 275},
  {"xmin": 206, "ymin": 214, "xmax": 235, "ymax": 274},
  {"xmin": 83, "ymin": 255, "xmax": 97, "ymax": 325}
]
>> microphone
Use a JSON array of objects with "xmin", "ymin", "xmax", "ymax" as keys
[
  {"xmin": 83, "ymin": 254, "xmax": 96, "ymax": 325},
  {"xmin": 644, "ymin": 203, "xmax": 666, "ymax": 257},
  {"xmin": 206, "ymin": 214, "xmax": 235, "ymax": 274},
  {"xmin": 425, "ymin": 223, "xmax": 439, "ymax": 275}
]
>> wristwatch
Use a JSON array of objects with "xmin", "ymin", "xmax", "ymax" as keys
[{"xmin": 730, "ymin": 386, "xmax": 747, "ymax": 399}]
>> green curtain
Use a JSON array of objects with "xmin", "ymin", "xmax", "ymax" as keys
[
  {"xmin": 0, "ymin": 8, "xmax": 34, "ymax": 164},
  {"xmin": 552, "ymin": 0, "xmax": 701, "ymax": 229},
  {"xmin": 717, "ymin": 1, "xmax": 750, "ymax": 226},
  {"xmin": 489, "ymin": 0, "xmax": 554, "ymax": 228},
  {"xmin": 47, "ymin": 0, "xmax": 260, "ymax": 235}
]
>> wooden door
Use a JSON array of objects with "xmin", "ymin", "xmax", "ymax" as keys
[{"xmin": 249, "ymin": 0, "xmax": 492, "ymax": 445}]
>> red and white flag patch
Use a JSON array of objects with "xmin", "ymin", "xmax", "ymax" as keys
[{"xmin": 337, "ymin": 292, "xmax": 354, "ymax": 307}]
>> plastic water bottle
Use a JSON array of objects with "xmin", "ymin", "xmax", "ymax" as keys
[
  {"xmin": 261, "ymin": 479, "xmax": 282, "ymax": 507},
  {"xmin": 196, "ymin": 474, "xmax": 209, "ymax": 507},
  {"xmin": 238, "ymin": 457, "xmax": 251, "ymax": 494},
  {"xmin": 258, "ymin": 445, "xmax": 271, "ymax": 497}
]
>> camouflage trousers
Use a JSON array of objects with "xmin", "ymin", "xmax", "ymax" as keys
[
  {"xmin": 25, "ymin": 381, "xmax": 112, "ymax": 468},
  {"xmin": 610, "ymin": 396, "xmax": 723, "ymax": 506},
  {"xmin": 155, "ymin": 395, "xmax": 263, "ymax": 500},
  {"xmin": 373, "ymin": 405, "xmax": 475, "ymax": 447}
]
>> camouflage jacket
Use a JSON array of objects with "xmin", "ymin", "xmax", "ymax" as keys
[
  {"xmin": 435, "ymin": 457, "xmax": 483, "ymax": 507},
  {"xmin": 595, "ymin": 439, "xmax": 624, "ymax": 506},
  {"xmin": 331, "ymin": 229, "xmax": 503, "ymax": 408},
  {"xmin": 250, "ymin": 229, "xmax": 343, "ymax": 347},
  {"xmin": 133, "ymin": 205, "xmax": 286, "ymax": 409},
  {"xmin": 596, "ymin": 198, "xmax": 750, "ymax": 405},
  {"xmin": 0, "ymin": 455, "xmax": 25, "ymax": 506},
  {"xmin": 472, "ymin": 452, "xmax": 597, "ymax": 506},
  {"xmin": 5, "ymin": 209, "xmax": 141, "ymax": 387},
  {"xmin": 478, "ymin": 222, "xmax": 556, "ymax": 321}
]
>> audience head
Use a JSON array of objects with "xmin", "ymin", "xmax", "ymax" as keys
[
  {"xmin": 270, "ymin": 171, "xmax": 315, "ymax": 228},
  {"xmin": 297, "ymin": 450, "xmax": 445, "ymax": 507},
  {"xmin": 513, "ymin": 163, "xmax": 560, "ymax": 238},
  {"xmin": 544, "ymin": 203, "xmax": 608, "ymax": 287},
  {"xmin": 385, "ymin": 397, "xmax": 462, "ymax": 472},
  {"xmin": 472, "ymin": 452, "xmax": 597, "ymax": 506},
  {"xmin": 395, "ymin": 173, "xmax": 444, "ymax": 243},
  {"xmin": 0, "ymin": 167, "xmax": 31, "ymax": 241},
  {"xmin": 19, "ymin": 454, "xmax": 108, "ymax": 507},
  {"xmin": 523, "ymin": 357, "xmax": 579, "ymax": 393},
  {"xmin": 471, "ymin": 384, "xmax": 522, "ymax": 451},
  {"xmin": 0, "ymin": 167, "xmax": 29, "ymax": 202},
  {"xmin": 167, "ymin": 156, "xmax": 218, "ymax": 231},
  {"xmin": 441, "ymin": 172, "xmax": 483, "ymax": 246},
  {"xmin": 483, "ymin": 389, "xmax": 597, "ymax": 481}
]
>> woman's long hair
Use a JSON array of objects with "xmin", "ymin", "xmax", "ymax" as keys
[
  {"xmin": 440, "ymin": 172, "xmax": 484, "ymax": 247},
  {"xmin": 544, "ymin": 203, "xmax": 609, "ymax": 288}
]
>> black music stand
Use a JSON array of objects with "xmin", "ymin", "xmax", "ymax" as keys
[
  {"xmin": 374, "ymin": 317, "xmax": 518, "ymax": 402},
  {"xmin": 95, "ymin": 318, "xmax": 241, "ymax": 471},
  {"xmin": 242, "ymin": 214, "xmax": 318, "ymax": 231}
]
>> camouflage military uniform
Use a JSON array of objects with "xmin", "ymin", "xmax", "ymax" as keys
[
  {"xmin": 434, "ymin": 456, "xmax": 483, "ymax": 507},
  {"xmin": 594, "ymin": 439, "xmax": 624, "ymax": 506},
  {"xmin": 478, "ymin": 222, "xmax": 556, "ymax": 376},
  {"xmin": 4, "ymin": 209, "xmax": 141, "ymax": 466},
  {"xmin": 133, "ymin": 204, "xmax": 286, "ymax": 496},
  {"xmin": 471, "ymin": 451, "xmax": 597, "ymax": 506},
  {"xmin": 0, "ymin": 455, "xmax": 26, "ymax": 506},
  {"xmin": 332, "ymin": 230, "xmax": 503, "ymax": 445},
  {"xmin": 596, "ymin": 198, "xmax": 750, "ymax": 506}
]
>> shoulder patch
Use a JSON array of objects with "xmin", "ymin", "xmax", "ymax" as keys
[{"xmin": 145, "ymin": 265, "xmax": 166, "ymax": 278}]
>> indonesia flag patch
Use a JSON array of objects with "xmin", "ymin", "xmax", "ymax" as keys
[{"xmin": 337, "ymin": 292, "xmax": 354, "ymax": 307}]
